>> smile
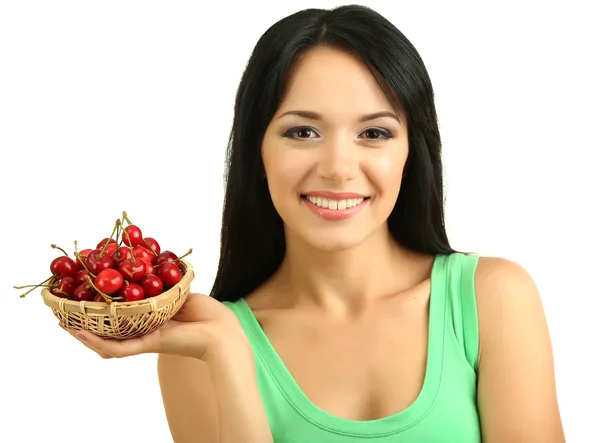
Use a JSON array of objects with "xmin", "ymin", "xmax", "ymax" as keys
[{"xmin": 301, "ymin": 194, "xmax": 370, "ymax": 221}]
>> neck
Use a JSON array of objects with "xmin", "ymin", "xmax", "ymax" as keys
[{"xmin": 277, "ymin": 226, "xmax": 424, "ymax": 315}]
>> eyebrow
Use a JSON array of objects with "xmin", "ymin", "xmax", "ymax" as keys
[{"xmin": 277, "ymin": 110, "xmax": 400, "ymax": 123}]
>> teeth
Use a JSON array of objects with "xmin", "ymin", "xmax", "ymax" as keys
[{"xmin": 306, "ymin": 196, "xmax": 365, "ymax": 210}]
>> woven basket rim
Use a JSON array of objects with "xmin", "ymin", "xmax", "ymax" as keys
[{"xmin": 41, "ymin": 259, "xmax": 194, "ymax": 317}]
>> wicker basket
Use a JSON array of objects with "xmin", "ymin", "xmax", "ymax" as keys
[{"xmin": 41, "ymin": 260, "xmax": 194, "ymax": 340}]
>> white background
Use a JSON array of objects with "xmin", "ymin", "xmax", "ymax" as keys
[{"xmin": 1, "ymin": 1, "xmax": 598, "ymax": 441}]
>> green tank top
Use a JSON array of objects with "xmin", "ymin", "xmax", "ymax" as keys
[{"xmin": 223, "ymin": 252, "xmax": 481, "ymax": 442}]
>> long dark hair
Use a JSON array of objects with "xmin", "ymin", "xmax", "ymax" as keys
[{"xmin": 210, "ymin": 4, "xmax": 457, "ymax": 302}]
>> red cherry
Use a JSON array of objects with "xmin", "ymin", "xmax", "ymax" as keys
[
  {"xmin": 94, "ymin": 269, "xmax": 124, "ymax": 295},
  {"xmin": 118, "ymin": 281, "xmax": 145, "ymax": 302},
  {"xmin": 85, "ymin": 249, "xmax": 114, "ymax": 274},
  {"xmin": 139, "ymin": 274, "xmax": 164, "ymax": 297},
  {"xmin": 92, "ymin": 293, "xmax": 106, "ymax": 303},
  {"xmin": 97, "ymin": 238, "xmax": 116, "ymax": 249},
  {"xmin": 143, "ymin": 237, "xmax": 161, "ymax": 255},
  {"xmin": 73, "ymin": 282, "xmax": 96, "ymax": 301},
  {"xmin": 103, "ymin": 243, "xmax": 117, "ymax": 256},
  {"xmin": 133, "ymin": 246, "xmax": 154, "ymax": 263},
  {"xmin": 51, "ymin": 276, "xmax": 77, "ymax": 298},
  {"xmin": 157, "ymin": 262, "xmax": 182, "ymax": 288},
  {"xmin": 111, "ymin": 246, "xmax": 132, "ymax": 266},
  {"xmin": 118, "ymin": 259, "xmax": 146, "ymax": 282},
  {"xmin": 50, "ymin": 256, "xmax": 78, "ymax": 279},
  {"xmin": 155, "ymin": 251, "xmax": 178, "ymax": 266},
  {"xmin": 75, "ymin": 269, "xmax": 91, "ymax": 285},
  {"xmin": 123, "ymin": 225, "xmax": 143, "ymax": 247},
  {"xmin": 75, "ymin": 248, "xmax": 92, "ymax": 271},
  {"xmin": 140, "ymin": 257, "xmax": 155, "ymax": 275}
]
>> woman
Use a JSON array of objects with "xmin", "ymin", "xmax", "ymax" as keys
[{"xmin": 67, "ymin": 5, "xmax": 565, "ymax": 442}]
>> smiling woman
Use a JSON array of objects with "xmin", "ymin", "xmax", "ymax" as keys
[
  {"xmin": 261, "ymin": 47, "xmax": 409, "ymax": 251},
  {"xmin": 65, "ymin": 4, "xmax": 566, "ymax": 443}
]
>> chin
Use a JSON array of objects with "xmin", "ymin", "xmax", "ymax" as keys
[{"xmin": 298, "ymin": 229, "xmax": 372, "ymax": 253}]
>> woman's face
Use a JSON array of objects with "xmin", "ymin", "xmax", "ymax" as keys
[{"xmin": 261, "ymin": 47, "xmax": 409, "ymax": 252}]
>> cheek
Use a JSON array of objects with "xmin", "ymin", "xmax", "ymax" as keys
[
  {"xmin": 364, "ymin": 149, "xmax": 407, "ymax": 196},
  {"xmin": 263, "ymin": 147, "xmax": 312, "ymax": 200}
]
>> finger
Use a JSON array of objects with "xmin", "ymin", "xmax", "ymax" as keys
[
  {"xmin": 75, "ymin": 328, "xmax": 162, "ymax": 358},
  {"xmin": 60, "ymin": 325, "xmax": 113, "ymax": 359}
]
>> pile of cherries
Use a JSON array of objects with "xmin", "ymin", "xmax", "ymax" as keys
[{"xmin": 15, "ymin": 211, "xmax": 192, "ymax": 303}]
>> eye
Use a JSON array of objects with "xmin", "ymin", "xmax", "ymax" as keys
[
  {"xmin": 360, "ymin": 128, "xmax": 393, "ymax": 141},
  {"xmin": 283, "ymin": 126, "xmax": 319, "ymax": 139}
]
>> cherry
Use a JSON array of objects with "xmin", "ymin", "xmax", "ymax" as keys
[
  {"xmin": 140, "ymin": 257, "xmax": 155, "ymax": 275},
  {"xmin": 118, "ymin": 259, "xmax": 146, "ymax": 282},
  {"xmin": 103, "ymin": 243, "xmax": 117, "ymax": 256},
  {"xmin": 155, "ymin": 248, "xmax": 192, "ymax": 266},
  {"xmin": 73, "ymin": 281, "xmax": 96, "ymax": 301},
  {"xmin": 50, "ymin": 256, "xmax": 78, "ymax": 279},
  {"xmin": 155, "ymin": 251, "xmax": 178, "ymax": 265},
  {"xmin": 85, "ymin": 249, "xmax": 114, "ymax": 274},
  {"xmin": 157, "ymin": 262, "xmax": 182, "ymax": 288},
  {"xmin": 142, "ymin": 237, "xmax": 160, "ymax": 255},
  {"xmin": 133, "ymin": 246, "xmax": 154, "ymax": 263},
  {"xmin": 94, "ymin": 269, "xmax": 124, "ymax": 295},
  {"xmin": 92, "ymin": 293, "xmax": 106, "ymax": 303},
  {"xmin": 50, "ymin": 276, "xmax": 77, "ymax": 298},
  {"xmin": 111, "ymin": 246, "xmax": 132, "ymax": 266},
  {"xmin": 118, "ymin": 281, "xmax": 145, "ymax": 302},
  {"xmin": 97, "ymin": 219, "xmax": 120, "ymax": 254},
  {"xmin": 75, "ymin": 269, "xmax": 91, "ymax": 285},
  {"xmin": 123, "ymin": 225, "xmax": 143, "ymax": 248},
  {"xmin": 97, "ymin": 238, "xmax": 116, "ymax": 249},
  {"xmin": 140, "ymin": 274, "xmax": 163, "ymax": 297},
  {"xmin": 75, "ymin": 248, "xmax": 92, "ymax": 271}
]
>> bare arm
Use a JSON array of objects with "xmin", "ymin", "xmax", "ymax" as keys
[
  {"xmin": 158, "ymin": 342, "xmax": 273, "ymax": 443},
  {"xmin": 68, "ymin": 293, "xmax": 272, "ymax": 442},
  {"xmin": 475, "ymin": 257, "xmax": 565, "ymax": 443},
  {"xmin": 158, "ymin": 354, "xmax": 218, "ymax": 442}
]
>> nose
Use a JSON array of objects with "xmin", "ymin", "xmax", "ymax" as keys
[{"xmin": 316, "ymin": 136, "xmax": 358, "ymax": 183}]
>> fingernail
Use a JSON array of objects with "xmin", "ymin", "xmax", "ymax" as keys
[{"xmin": 76, "ymin": 333, "xmax": 87, "ymax": 342}]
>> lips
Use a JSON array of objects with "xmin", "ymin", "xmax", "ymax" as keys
[
  {"xmin": 302, "ymin": 194, "xmax": 369, "ymax": 221},
  {"xmin": 302, "ymin": 191, "xmax": 370, "ymax": 200}
]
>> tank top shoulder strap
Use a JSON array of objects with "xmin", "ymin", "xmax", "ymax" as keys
[{"xmin": 444, "ymin": 252, "xmax": 480, "ymax": 373}]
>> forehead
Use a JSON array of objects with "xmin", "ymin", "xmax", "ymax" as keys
[{"xmin": 279, "ymin": 47, "xmax": 397, "ymax": 116}]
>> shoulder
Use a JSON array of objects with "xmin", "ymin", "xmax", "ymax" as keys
[
  {"xmin": 472, "ymin": 255, "xmax": 548, "ymax": 369},
  {"xmin": 472, "ymin": 255, "xmax": 544, "ymax": 361},
  {"xmin": 473, "ymin": 255, "xmax": 540, "ymax": 316},
  {"xmin": 469, "ymin": 255, "xmax": 565, "ymax": 442},
  {"xmin": 474, "ymin": 255, "xmax": 535, "ymax": 290}
]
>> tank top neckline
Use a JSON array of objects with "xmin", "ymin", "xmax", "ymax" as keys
[{"xmin": 236, "ymin": 253, "xmax": 449, "ymax": 437}]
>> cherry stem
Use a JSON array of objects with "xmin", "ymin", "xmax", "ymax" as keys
[
  {"xmin": 53, "ymin": 289, "xmax": 70, "ymax": 298},
  {"xmin": 16, "ymin": 275, "xmax": 55, "ymax": 298},
  {"xmin": 83, "ymin": 275, "xmax": 123, "ymax": 303},
  {"xmin": 179, "ymin": 248, "xmax": 193, "ymax": 261},
  {"xmin": 153, "ymin": 248, "xmax": 193, "ymax": 268},
  {"xmin": 115, "ymin": 220, "xmax": 121, "ymax": 246},
  {"xmin": 14, "ymin": 283, "xmax": 53, "ymax": 289},
  {"xmin": 141, "ymin": 238, "xmax": 159, "ymax": 256},
  {"xmin": 74, "ymin": 241, "xmax": 96, "ymax": 278},
  {"xmin": 99, "ymin": 220, "xmax": 119, "ymax": 258},
  {"xmin": 51, "ymin": 244, "xmax": 68, "ymax": 256},
  {"xmin": 122, "ymin": 211, "xmax": 133, "ymax": 226},
  {"xmin": 117, "ymin": 219, "xmax": 137, "ymax": 264}
]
